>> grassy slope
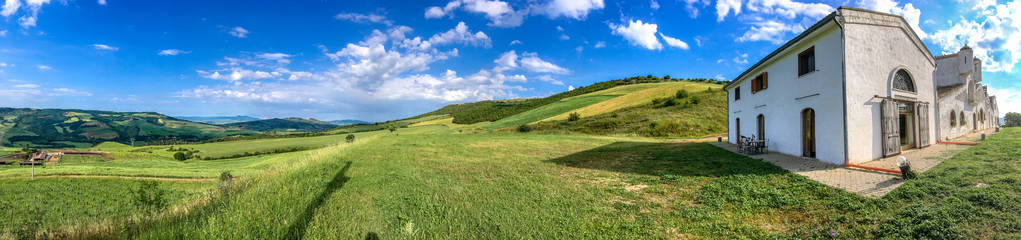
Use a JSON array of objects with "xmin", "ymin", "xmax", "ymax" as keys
[
  {"xmin": 544, "ymin": 81, "xmax": 720, "ymax": 121},
  {"xmin": 222, "ymin": 118, "xmax": 338, "ymax": 133},
  {"xmin": 128, "ymin": 128, "xmax": 1019, "ymax": 239},
  {"xmin": 0, "ymin": 131, "xmax": 383, "ymax": 178},
  {"xmin": 483, "ymin": 95, "xmax": 618, "ymax": 130},
  {"xmin": 533, "ymin": 88, "xmax": 728, "ymax": 138},
  {"xmin": 0, "ymin": 178, "xmax": 213, "ymax": 238}
]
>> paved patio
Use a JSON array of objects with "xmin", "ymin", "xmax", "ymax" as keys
[{"xmin": 709, "ymin": 129, "xmax": 996, "ymax": 197}]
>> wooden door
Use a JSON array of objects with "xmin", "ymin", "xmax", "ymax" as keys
[
  {"xmin": 917, "ymin": 103, "xmax": 930, "ymax": 148},
  {"xmin": 736, "ymin": 118, "xmax": 741, "ymax": 144},
  {"xmin": 757, "ymin": 115, "xmax": 765, "ymax": 140},
  {"xmin": 802, "ymin": 108, "xmax": 816, "ymax": 158},
  {"xmin": 882, "ymin": 99, "xmax": 901, "ymax": 157}
]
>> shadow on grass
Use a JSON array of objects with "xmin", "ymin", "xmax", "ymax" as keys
[
  {"xmin": 544, "ymin": 142, "xmax": 786, "ymax": 177},
  {"xmin": 286, "ymin": 161, "xmax": 353, "ymax": 239}
]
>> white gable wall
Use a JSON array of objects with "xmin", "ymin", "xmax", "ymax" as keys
[
  {"xmin": 842, "ymin": 15, "xmax": 937, "ymax": 163},
  {"xmin": 728, "ymin": 22, "xmax": 846, "ymax": 164}
]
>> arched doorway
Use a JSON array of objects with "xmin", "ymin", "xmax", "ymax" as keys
[{"xmin": 801, "ymin": 108, "xmax": 816, "ymax": 158}]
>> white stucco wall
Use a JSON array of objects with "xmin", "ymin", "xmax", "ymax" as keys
[
  {"xmin": 934, "ymin": 49, "xmax": 998, "ymax": 140},
  {"xmin": 727, "ymin": 21, "xmax": 847, "ymax": 164},
  {"xmin": 842, "ymin": 13, "xmax": 937, "ymax": 163}
]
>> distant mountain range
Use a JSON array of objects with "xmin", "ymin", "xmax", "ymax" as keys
[
  {"xmin": 0, "ymin": 108, "xmax": 258, "ymax": 148},
  {"xmin": 328, "ymin": 119, "xmax": 370, "ymax": 126},
  {"xmin": 176, "ymin": 115, "xmax": 261, "ymax": 125},
  {"xmin": 223, "ymin": 118, "xmax": 339, "ymax": 132}
]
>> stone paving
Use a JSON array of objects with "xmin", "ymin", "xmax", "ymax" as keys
[{"xmin": 709, "ymin": 129, "xmax": 996, "ymax": 198}]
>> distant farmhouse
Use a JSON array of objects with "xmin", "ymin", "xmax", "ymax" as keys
[{"xmin": 724, "ymin": 7, "xmax": 999, "ymax": 165}]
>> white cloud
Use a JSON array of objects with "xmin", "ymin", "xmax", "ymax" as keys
[
  {"xmin": 716, "ymin": 0, "xmax": 742, "ymax": 21},
  {"xmin": 575, "ymin": 46, "xmax": 584, "ymax": 52},
  {"xmin": 650, "ymin": 0, "xmax": 660, "ymax": 10},
  {"xmin": 684, "ymin": 0, "xmax": 711, "ymax": 18},
  {"xmin": 559, "ymin": 34, "xmax": 570, "ymax": 40},
  {"xmin": 537, "ymin": 0, "xmax": 604, "ymax": 20},
  {"xmin": 493, "ymin": 50, "xmax": 519, "ymax": 72},
  {"xmin": 736, "ymin": 20, "xmax": 804, "ymax": 43},
  {"xmin": 659, "ymin": 33, "xmax": 690, "ymax": 50},
  {"xmin": 537, "ymin": 74, "xmax": 565, "ymax": 85},
  {"xmin": 556, "ymin": 26, "xmax": 564, "ymax": 32},
  {"xmin": 857, "ymin": 0, "xmax": 926, "ymax": 38},
  {"xmin": 568, "ymin": 85, "xmax": 575, "ymax": 90},
  {"xmin": 49, "ymin": 87, "xmax": 92, "ymax": 96},
  {"xmin": 335, "ymin": 12, "xmax": 392, "ymax": 25},
  {"xmin": 594, "ymin": 41, "xmax": 606, "ymax": 48},
  {"xmin": 609, "ymin": 19, "xmax": 662, "ymax": 50},
  {"xmin": 509, "ymin": 39, "xmax": 522, "ymax": 45},
  {"xmin": 989, "ymin": 86, "xmax": 1021, "ymax": 118},
  {"xmin": 14, "ymin": 83, "xmax": 38, "ymax": 88},
  {"xmin": 8, "ymin": 0, "xmax": 51, "ymax": 28},
  {"xmin": 256, "ymin": 53, "xmax": 292, "ymax": 64},
  {"xmin": 520, "ymin": 52, "xmax": 569, "ymax": 74},
  {"xmin": 1, "ymin": 0, "xmax": 21, "ymax": 17},
  {"xmin": 745, "ymin": 0, "xmax": 834, "ymax": 20},
  {"xmin": 425, "ymin": 0, "xmax": 603, "ymax": 27},
  {"xmin": 97, "ymin": 0, "xmax": 106, "ymax": 5},
  {"xmin": 928, "ymin": 0, "xmax": 1020, "ymax": 72},
  {"xmin": 733, "ymin": 53, "xmax": 749, "ymax": 64},
  {"xmin": 158, "ymin": 49, "xmax": 190, "ymax": 56},
  {"xmin": 715, "ymin": 74, "xmax": 726, "ymax": 80},
  {"xmin": 424, "ymin": 1, "xmax": 462, "ymax": 19},
  {"xmin": 36, "ymin": 64, "xmax": 51, "ymax": 70},
  {"xmin": 229, "ymin": 26, "xmax": 249, "ymax": 38},
  {"xmin": 92, "ymin": 44, "xmax": 118, "ymax": 51},
  {"xmin": 426, "ymin": 22, "xmax": 492, "ymax": 48},
  {"xmin": 0, "ymin": 30, "xmax": 6, "ymax": 36}
]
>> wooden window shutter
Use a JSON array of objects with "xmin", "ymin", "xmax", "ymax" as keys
[
  {"xmin": 762, "ymin": 72, "xmax": 768, "ymax": 89},
  {"xmin": 881, "ymin": 99, "xmax": 901, "ymax": 157},
  {"xmin": 917, "ymin": 103, "xmax": 930, "ymax": 148}
]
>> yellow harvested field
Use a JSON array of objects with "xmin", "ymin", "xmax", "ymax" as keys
[
  {"xmin": 408, "ymin": 117, "xmax": 456, "ymax": 128},
  {"xmin": 544, "ymin": 81, "xmax": 719, "ymax": 121}
]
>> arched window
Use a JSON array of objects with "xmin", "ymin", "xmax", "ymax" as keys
[
  {"xmin": 959, "ymin": 111, "xmax": 966, "ymax": 127},
  {"xmin": 950, "ymin": 110, "xmax": 957, "ymax": 127},
  {"xmin": 893, "ymin": 69, "xmax": 915, "ymax": 92}
]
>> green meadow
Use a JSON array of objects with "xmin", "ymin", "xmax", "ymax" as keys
[{"xmin": 1, "ymin": 124, "xmax": 1015, "ymax": 239}]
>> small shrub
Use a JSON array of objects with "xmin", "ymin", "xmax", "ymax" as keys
[
  {"xmin": 610, "ymin": 112, "xmax": 619, "ymax": 118},
  {"xmin": 517, "ymin": 124, "xmax": 533, "ymax": 132},
  {"xmin": 663, "ymin": 98, "xmax": 678, "ymax": 107},
  {"xmin": 568, "ymin": 112, "xmax": 581, "ymax": 121},
  {"xmin": 690, "ymin": 96, "xmax": 700, "ymax": 105},
  {"xmin": 131, "ymin": 181, "xmax": 167, "ymax": 213},
  {"xmin": 219, "ymin": 171, "xmax": 233, "ymax": 182},
  {"xmin": 346, "ymin": 134, "xmax": 356, "ymax": 143},
  {"xmin": 675, "ymin": 90, "xmax": 689, "ymax": 99},
  {"xmin": 649, "ymin": 121, "xmax": 659, "ymax": 129},
  {"xmin": 173, "ymin": 152, "xmax": 188, "ymax": 161}
]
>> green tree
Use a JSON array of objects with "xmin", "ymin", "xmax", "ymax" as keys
[
  {"xmin": 173, "ymin": 152, "xmax": 188, "ymax": 161},
  {"xmin": 1005, "ymin": 112, "xmax": 1021, "ymax": 127},
  {"xmin": 346, "ymin": 134, "xmax": 356, "ymax": 143},
  {"xmin": 675, "ymin": 89, "xmax": 689, "ymax": 99},
  {"xmin": 517, "ymin": 124, "xmax": 532, "ymax": 132},
  {"xmin": 387, "ymin": 124, "xmax": 398, "ymax": 133},
  {"xmin": 568, "ymin": 112, "xmax": 581, "ymax": 121}
]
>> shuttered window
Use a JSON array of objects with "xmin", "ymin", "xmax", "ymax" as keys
[
  {"xmin": 751, "ymin": 73, "xmax": 768, "ymax": 94},
  {"xmin": 734, "ymin": 87, "xmax": 741, "ymax": 100},
  {"xmin": 798, "ymin": 47, "xmax": 815, "ymax": 76}
]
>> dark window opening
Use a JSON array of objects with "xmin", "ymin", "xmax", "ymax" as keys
[
  {"xmin": 734, "ymin": 87, "xmax": 741, "ymax": 100},
  {"xmin": 798, "ymin": 47, "xmax": 816, "ymax": 76},
  {"xmin": 893, "ymin": 69, "xmax": 915, "ymax": 92},
  {"xmin": 751, "ymin": 73, "xmax": 768, "ymax": 94}
]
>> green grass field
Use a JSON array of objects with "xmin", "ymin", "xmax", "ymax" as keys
[
  {"xmin": 1, "ymin": 120, "xmax": 1017, "ymax": 238},
  {"xmin": 483, "ymin": 95, "xmax": 619, "ymax": 130}
]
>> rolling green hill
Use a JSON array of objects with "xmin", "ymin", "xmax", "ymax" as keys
[
  {"xmin": 176, "ymin": 115, "xmax": 261, "ymax": 125},
  {"xmin": 328, "ymin": 119, "xmax": 369, "ymax": 126},
  {"xmin": 531, "ymin": 87, "xmax": 728, "ymax": 138},
  {"xmin": 414, "ymin": 76, "xmax": 727, "ymax": 124},
  {"xmin": 0, "ymin": 108, "xmax": 258, "ymax": 148},
  {"xmin": 223, "ymin": 118, "xmax": 338, "ymax": 132}
]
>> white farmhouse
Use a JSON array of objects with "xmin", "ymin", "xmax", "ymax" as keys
[
  {"xmin": 934, "ymin": 46, "xmax": 1000, "ymax": 140},
  {"xmin": 724, "ymin": 7, "xmax": 940, "ymax": 165}
]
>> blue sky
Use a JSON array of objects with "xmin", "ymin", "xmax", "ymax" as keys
[{"xmin": 0, "ymin": 0, "xmax": 1018, "ymax": 121}]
